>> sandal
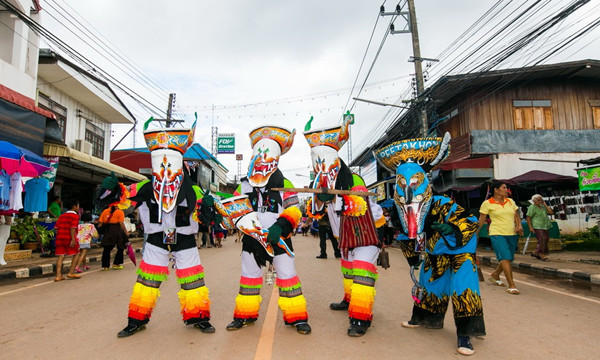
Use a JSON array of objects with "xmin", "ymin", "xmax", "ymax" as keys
[
  {"xmin": 488, "ymin": 277, "xmax": 505, "ymax": 287},
  {"xmin": 531, "ymin": 253, "xmax": 541, "ymax": 259},
  {"xmin": 54, "ymin": 276, "xmax": 65, "ymax": 282},
  {"xmin": 506, "ymin": 288, "xmax": 520, "ymax": 295}
]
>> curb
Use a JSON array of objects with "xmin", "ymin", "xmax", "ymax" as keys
[
  {"xmin": 478, "ymin": 255, "xmax": 600, "ymax": 285},
  {"xmin": 0, "ymin": 248, "xmax": 142, "ymax": 281}
]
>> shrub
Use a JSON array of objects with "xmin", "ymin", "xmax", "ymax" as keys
[{"xmin": 562, "ymin": 226, "xmax": 600, "ymax": 251}]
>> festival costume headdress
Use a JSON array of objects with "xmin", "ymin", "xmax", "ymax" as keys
[
  {"xmin": 303, "ymin": 113, "xmax": 354, "ymax": 189},
  {"xmin": 373, "ymin": 132, "xmax": 451, "ymax": 243},
  {"xmin": 247, "ymin": 125, "xmax": 296, "ymax": 187},
  {"xmin": 143, "ymin": 116, "xmax": 196, "ymax": 215}
]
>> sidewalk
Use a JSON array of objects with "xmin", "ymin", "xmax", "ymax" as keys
[
  {"xmin": 476, "ymin": 247, "xmax": 600, "ymax": 285},
  {"xmin": 0, "ymin": 238, "xmax": 145, "ymax": 282},
  {"xmin": 2, "ymin": 239, "xmax": 600, "ymax": 285}
]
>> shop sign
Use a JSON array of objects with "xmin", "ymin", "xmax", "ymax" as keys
[
  {"xmin": 578, "ymin": 166, "xmax": 600, "ymax": 191},
  {"xmin": 217, "ymin": 133, "xmax": 235, "ymax": 154}
]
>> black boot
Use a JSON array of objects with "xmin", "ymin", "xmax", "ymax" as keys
[
  {"xmin": 294, "ymin": 322, "xmax": 312, "ymax": 334},
  {"xmin": 226, "ymin": 318, "xmax": 256, "ymax": 331},
  {"xmin": 316, "ymin": 254, "xmax": 327, "ymax": 259},
  {"xmin": 329, "ymin": 300, "xmax": 349, "ymax": 310},
  {"xmin": 347, "ymin": 319, "xmax": 369, "ymax": 337},
  {"xmin": 193, "ymin": 321, "xmax": 215, "ymax": 333},
  {"xmin": 117, "ymin": 324, "xmax": 146, "ymax": 338}
]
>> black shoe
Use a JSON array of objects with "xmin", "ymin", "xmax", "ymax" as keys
[
  {"xmin": 457, "ymin": 336, "xmax": 475, "ymax": 356},
  {"xmin": 316, "ymin": 254, "xmax": 327, "ymax": 259},
  {"xmin": 294, "ymin": 322, "xmax": 311, "ymax": 334},
  {"xmin": 329, "ymin": 300, "xmax": 349, "ymax": 310},
  {"xmin": 226, "ymin": 319, "xmax": 256, "ymax": 331},
  {"xmin": 117, "ymin": 324, "xmax": 146, "ymax": 338},
  {"xmin": 193, "ymin": 321, "xmax": 215, "ymax": 333},
  {"xmin": 347, "ymin": 324, "xmax": 367, "ymax": 337},
  {"xmin": 334, "ymin": 253, "xmax": 341, "ymax": 259}
]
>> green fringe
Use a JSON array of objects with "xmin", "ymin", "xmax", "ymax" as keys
[
  {"xmin": 137, "ymin": 269, "xmax": 168, "ymax": 282},
  {"xmin": 177, "ymin": 273, "xmax": 205, "ymax": 284},
  {"xmin": 353, "ymin": 268, "xmax": 379, "ymax": 281}
]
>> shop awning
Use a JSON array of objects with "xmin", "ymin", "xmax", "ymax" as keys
[{"xmin": 44, "ymin": 143, "xmax": 147, "ymax": 182}]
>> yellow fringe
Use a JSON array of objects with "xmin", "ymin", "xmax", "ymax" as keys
[
  {"xmin": 129, "ymin": 282, "xmax": 161, "ymax": 311},
  {"xmin": 178, "ymin": 286, "xmax": 211, "ymax": 314}
]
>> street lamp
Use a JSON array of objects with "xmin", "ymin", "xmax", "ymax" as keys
[{"xmin": 353, "ymin": 97, "xmax": 411, "ymax": 109}]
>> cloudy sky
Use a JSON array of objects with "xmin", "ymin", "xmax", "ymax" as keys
[{"xmin": 40, "ymin": 0, "xmax": 600, "ymax": 187}]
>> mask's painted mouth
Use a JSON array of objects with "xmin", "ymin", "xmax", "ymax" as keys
[
  {"xmin": 153, "ymin": 171, "xmax": 183, "ymax": 206},
  {"xmin": 250, "ymin": 158, "xmax": 278, "ymax": 178},
  {"xmin": 395, "ymin": 190, "xmax": 432, "ymax": 240}
]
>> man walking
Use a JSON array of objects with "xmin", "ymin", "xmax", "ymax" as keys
[{"xmin": 316, "ymin": 213, "xmax": 341, "ymax": 259}]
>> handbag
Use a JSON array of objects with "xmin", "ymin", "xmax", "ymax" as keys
[
  {"xmin": 378, "ymin": 246, "xmax": 390, "ymax": 269},
  {"xmin": 96, "ymin": 211, "xmax": 115, "ymax": 235}
]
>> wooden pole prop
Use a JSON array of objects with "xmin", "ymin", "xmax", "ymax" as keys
[{"xmin": 271, "ymin": 187, "xmax": 378, "ymax": 196}]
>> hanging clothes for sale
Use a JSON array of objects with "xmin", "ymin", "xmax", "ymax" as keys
[
  {"xmin": 0, "ymin": 170, "xmax": 11, "ymax": 211},
  {"xmin": 9, "ymin": 172, "xmax": 23, "ymax": 211},
  {"xmin": 24, "ymin": 177, "xmax": 50, "ymax": 213}
]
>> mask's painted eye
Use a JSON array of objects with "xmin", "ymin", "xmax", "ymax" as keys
[
  {"xmin": 409, "ymin": 177, "xmax": 419, "ymax": 187},
  {"xmin": 397, "ymin": 175, "xmax": 406, "ymax": 186},
  {"xmin": 415, "ymin": 194, "xmax": 423, "ymax": 201}
]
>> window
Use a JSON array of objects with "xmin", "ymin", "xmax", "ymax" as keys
[
  {"xmin": 589, "ymin": 100, "xmax": 600, "ymax": 129},
  {"xmin": 84, "ymin": 122, "xmax": 105, "ymax": 158},
  {"xmin": 512, "ymin": 100, "xmax": 553, "ymax": 130},
  {"xmin": 38, "ymin": 92, "xmax": 67, "ymax": 138}
]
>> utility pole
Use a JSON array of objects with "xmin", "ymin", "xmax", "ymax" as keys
[
  {"xmin": 154, "ymin": 93, "xmax": 183, "ymax": 128},
  {"xmin": 382, "ymin": 1, "xmax": 434, "ymax": 137},
  {"xmin": 211, "ymin": 104, "xmax": 218, "ymax": 157}
]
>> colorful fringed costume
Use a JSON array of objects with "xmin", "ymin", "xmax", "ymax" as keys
[
  {"xmin": 227, "ymin": 125, "xmax": 310, "ymax": 334},
  {"xmin": 114, "ymin": 118, "xmax": 216, "ymax": 337},
  {"xmin": 374, "ymin": 133, "xmax": 485, "ymax": 355},
  {"xmin": 303, "ymin": 114, "xmax": 382, "ymax": 336}
]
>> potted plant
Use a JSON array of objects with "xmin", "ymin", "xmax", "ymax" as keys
[{"xmin": 12, "ymin": 216, "xmax": 55, "ymax": 251}]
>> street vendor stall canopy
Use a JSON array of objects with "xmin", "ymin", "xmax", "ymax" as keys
[{"xmin": 499, "ymin": 170, "xmax": 577, "ymax": 186}]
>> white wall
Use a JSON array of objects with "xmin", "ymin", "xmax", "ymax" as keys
[
  {"xmin": 36, "ymin": 83, "xmax": 112, "ymax": 160},
  {"xmin": 0, "ymin": 1, "xmax": 40, "ymax": 97},
  {"xmin": 493, "ymin": 152, "xmax": 600, "ymax": 179}
]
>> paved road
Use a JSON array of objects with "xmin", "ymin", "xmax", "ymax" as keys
[{"xmin": 1, "ymin": 235, "xmax": 599, "ymax": 359}]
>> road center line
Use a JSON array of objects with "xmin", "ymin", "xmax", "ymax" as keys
[
  {"xmin": 254, "ymin": 284, "xmax": 279, "ymax": 360},
  {"xmin": 481, "ymin": 270, "xmax": 600, "ymax": 305}
]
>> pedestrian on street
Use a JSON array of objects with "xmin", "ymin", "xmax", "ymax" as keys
[
  {"xmin": 54, "ymin": 198, "xmax": 81, "ymax": 282},
  {"xmin": 526, "ymin": 194, "xmax": 554, "ymax": 262},
  {"xmin": 478, "ymin": 181, "xmax": 524, "ymax": 295},
  {"xmin": 98, "ymin": 204, "xmax": 128, "ymax": 271},
  {"xmin": 47, "ymin": 196, "xmax": 62, "ymax": 218},
  {"xmin": 74, "ymin": 211, "xmax": 98, "ymax": 273},
  {"xmin": 316, "ymin": 213, "xmax": 341, "ymax": 259}
]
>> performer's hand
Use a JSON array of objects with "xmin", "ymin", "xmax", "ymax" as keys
[
  {"xmin": 431, "ymin": 221, "xmax": 453, "ymax": 235},
  {"xmin": 413, "ymin": 259, "xmax": 423, "ymax": 271},
  {"xmin": 317, "ymin": 193, "xmax": 335, "ymax": 202},
  {"xmin": 266, "ymin": 223, "xmax": 282, "ymax": 245}
]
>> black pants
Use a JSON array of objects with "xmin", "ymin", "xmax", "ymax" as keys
[
  {"xmin": 318, "ymin": 225, "xmax": 340, "ymax": 257},
  {"xmin": 102, "ymin": 244, "xmax": 124, "ymax": 268}
]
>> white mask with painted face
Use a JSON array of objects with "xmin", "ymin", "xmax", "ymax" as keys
[
  {"xmin": 247, "ymin": 138, "xmax": 282, "ymax": 188},
  {"xmin": 150, "ymin": 148, "xmax": 184, "ymax": 214},
  {"xmin": 309, "ymin": 145, "xmax": 341, "ymax": 190}
]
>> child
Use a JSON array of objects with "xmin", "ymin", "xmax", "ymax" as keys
[
  {"xmin": 74, "ymin": 211, "xmax": 99, "ymax": 273},
  {"xmin": 54, "ymin": 199, "xmax": 81, "ymax": 282}
]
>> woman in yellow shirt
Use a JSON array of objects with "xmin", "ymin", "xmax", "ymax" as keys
[{"xmin": 478, "ymin": 182, "xmax": 523, "ymax": 295}]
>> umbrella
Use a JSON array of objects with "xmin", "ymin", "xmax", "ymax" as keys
[
  {"xmin": 0, "ymin": 141, "xmax": 50, "ymax": 176},
  {"xmin": 127, "ymin": 243, "xmax": 137, "ymax": 266}
]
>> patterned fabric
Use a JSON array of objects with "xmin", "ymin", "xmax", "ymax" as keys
[
  {"xmin": 55, "ymin": 211, "xmax": 80, "ymax": 248},
  {"xmin": 77, "ymin": 223, "xmax": 99, "ymax": 245}
]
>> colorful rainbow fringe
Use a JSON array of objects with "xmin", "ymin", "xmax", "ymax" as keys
[
  {"xmin": 279, "ymin": 206, "xmax": 302, "ymax": 229},
  {"xmin": 342, "ymin": 195, "xmax": 367, "ymax": 217},
  {"xmin": 348, "ymin": 261, "xmax": 378, "ymax": 322},
  {"xmin": 276, "ymin": 276, "xmax": 308, "ymax": 325},
  {"xmin": 128, "ymin": 282, "xmax": 161, "ymax": 321},
  {"xmin": 233, "ymin": 276, "xmax": 263, "ymax": 320},
  {"xmin": 305, "ymin": 198, "xmax": 324, "ymax": 220},
  {"xmin": 341, "ymin": 260, "xmax": 353, "ymax": 303},
  {"xmin": 178, "ymin": 286, "xmax": 210, "ymax": 321}
]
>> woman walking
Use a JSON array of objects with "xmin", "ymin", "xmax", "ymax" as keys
[
  {"xmin": 478, "ymin": 181, "xmax": 523, "ymax": 295},
  {"xmin": 526, "ymin": 194, "xmax": 554, "ymax": 261},
  {"xmin": 98, "ymin": 205, "xmax": 129, "ymax": 270}
]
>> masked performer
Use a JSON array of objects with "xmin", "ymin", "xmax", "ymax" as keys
[
  {"xmin": 373, "ymin": 133, "xmax": 485, "ymax": 356},
  {"xmin": 225, "ymin": 125, "xmax": 311, "ymax": 335},
  {"xmin": 304, "ymin": 115, "xmax": 383, "ymax": 337},
  {"xmin": 115, "ymin": 119, "xmax": 216, "ymax": 337}
]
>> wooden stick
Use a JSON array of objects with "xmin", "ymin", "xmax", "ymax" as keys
[{"xmin": 271, "ymin": 187, "xmax": 378, "ymax": 196}]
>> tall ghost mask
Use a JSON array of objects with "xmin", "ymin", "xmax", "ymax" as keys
[
  {"xmin": 374, "ymin": 133, "xmax": 451, "ymax": 242},
  {"xmin": 247, "ymin": 126, "xmax": 295, "ymax": 187},
  {"xmin": 303, "ymin": 114, "xmax": 353, "ymax": 189},
  {"xmin": 144, "ymin": 120, "xmax": 196, "ymax": 214}
]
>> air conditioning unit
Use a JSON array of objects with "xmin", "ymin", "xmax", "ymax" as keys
[{"xmin": 75, "ymin": 139, "xmax": 92, "ymax": 155}]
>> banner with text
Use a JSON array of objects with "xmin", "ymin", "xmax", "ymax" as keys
[{"xmin": 578, "ymin": 166, "xmax": 600, "ymax": 191}]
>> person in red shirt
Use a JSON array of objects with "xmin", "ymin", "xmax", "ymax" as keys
[{"xmin": 54, "ymin": 199, "xmax": 81, "ymax": 282}]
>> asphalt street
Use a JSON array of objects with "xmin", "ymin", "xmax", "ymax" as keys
[{"xmin": 1, "ymin": 235, "xmax": 599, "ymax": 360}]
